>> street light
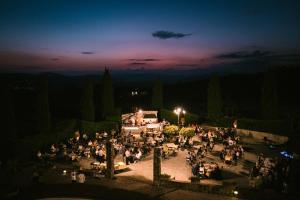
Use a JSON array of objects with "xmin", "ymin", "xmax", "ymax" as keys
[{"xmin": 174, "ymin": 107, "xmax": 186, "ymax": 126}]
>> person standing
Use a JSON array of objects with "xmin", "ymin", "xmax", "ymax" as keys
[
  {"xmin": 71, "ymin": 170, "xmax": 77, "ymax": 183},
  {"xmin": 125, "ymin": 149, "xmax": 131, "ymax": 165}
]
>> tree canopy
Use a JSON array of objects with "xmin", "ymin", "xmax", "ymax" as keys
[
  {"xmin": 261, "ymin": 70, "xmax": 279, "ymax": 119},
  {"xmin": 0, "ymin": 84, "xmax": 17, "ymax": 161},
  {"xmin": 36, "ymin": 75, "xmax": 51, "ymax": 134},
  {"xmin": 101, "ymin": 68, "xmax": 115, "ymax": 118},
  {"xmin": 152, "ymin": 79, "xmax": 163, "ymax": 109},
  {"xmin": 80, "ymin": 80, "xmax": 95, "ymax": 121},
  {"xmin": 207, "ymin": 75, "xmax": 223, "ymax": 119}
]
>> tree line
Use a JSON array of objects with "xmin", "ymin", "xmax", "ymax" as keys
[{"xmin": 1, "ymin": 69, "xmax": 279, "ymax": 137}]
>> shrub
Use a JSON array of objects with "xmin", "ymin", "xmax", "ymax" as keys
[
  {"xmin": 204, "ymin": 117, "xmax": 292, "ymax": 136},
  {"xmin": 163, "ymin": 125, "xmax": 179, "ymax": 137},
  {"xmin": 179, "ymin": 127, "xmax": 195, "ymax": 137}
]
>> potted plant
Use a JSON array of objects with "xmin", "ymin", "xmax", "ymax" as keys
[
  {"xmin": 179, "ymin": 127, "xmax": 195, "ymax": 138},
  {"xmin": 163, "ymin": 125, "xmax": 179, "ymax": 141}
]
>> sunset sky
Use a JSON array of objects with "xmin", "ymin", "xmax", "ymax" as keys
[{"xmin": 1, "ymin": 0, "xmax": 300, "ymax": 73}]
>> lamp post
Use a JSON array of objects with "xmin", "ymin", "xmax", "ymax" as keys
[{"xmin": 174, "ymin": 107, "xmax": 186, "ymax": 126}]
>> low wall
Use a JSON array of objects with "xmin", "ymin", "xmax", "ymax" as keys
[
  {"xmin": 202, "ymin": 125, "xmax": 289, "ymax": 144},
  {"xmin": 236, "ymin": 128, "xmax": 289, "ymax": 144},
  {"xmin": 159, "ymin": 179, "xmax": 236, "ymax": 197}
]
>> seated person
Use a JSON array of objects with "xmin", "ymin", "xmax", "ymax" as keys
[
  {"xmin": 50, "ymin": 144, "xmax": 56, "ymax": 153},
  {"xmin": 125, "ymin": 149, "xmax": 131, "ymax": 165},
  {"xmin": 228, "ymin": 138, "xmax": 234, "ymax": 146},
  {"xmin": 250, "ymin": 164, "xmax": 260, "ymax": 178},
  {"xmin": 192, "ymin": 162, "xmax": 200, "ymax": 176},
  {"xmin": 135, "ymin": 150, "xmax": 142, "ymax": 161},
  {"xmin": 71, "ymin": 171, "xmax": 77, "ymax": 183},
  {"xmin": 97, "ymin": 149, "xmax": 105, "ymax": 163},
  {"xmin": 224, "ymin": 153, "xmax": 232, "ymax": 164},
  {"xmin": 219, "ymin": 151, "xmax": 225, "ymax": 160},
  {"xmin": 199, "ymin": 164, "xmax": 206, "ymax": 178},
  {"xmin": 77, "ymin": 171, "xmax": 86, "ymax": 183}
]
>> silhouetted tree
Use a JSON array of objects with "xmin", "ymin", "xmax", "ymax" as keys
[
  {"xmin": 101, "ymin": 68, "xmax": 114, "ymax": 118},
  {"xmin": 0, "ymin": 84, "xmax": 16, "ymax": 161},
  {"xmin": 80, "ymin": 80, "xmax": 95, "ymax": 121},
  {"xmin": 152, "ymin": 79, "xmax": 163, "ymax": 109},
  {"xmin": 207, "ymin": 75, "xmax": 223, "ymax": 119},
  {"xmin": 261, "ymin": 70, "xmax": 279, "ymax": 119},
  {"xmin": 36, "ymin": 75, "xmax": 51, "ymax": 133}
]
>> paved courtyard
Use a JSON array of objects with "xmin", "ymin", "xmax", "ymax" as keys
[{"xmin": 115, "ymin": 136, "xmax": 282, "ymax": 188}]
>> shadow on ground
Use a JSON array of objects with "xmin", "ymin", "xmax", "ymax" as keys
[{"xmin": 18, "ymin": 183, "xmax": 153, "ymax": 200}]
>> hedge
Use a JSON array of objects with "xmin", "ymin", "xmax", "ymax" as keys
[
  {"xmin": 237, "ymin": 118, "xmax": 292, "ymax": 135},
  {"xmin": 79, "ymin": 120, "xmax": 119, "ymax": 134},
  {"xmin": 20, "ymin": 119, "xmax": 77, "ymax": 152},
  {"xmin": 105, "ymin": 115, "xmax": 121, "ymax": 124},
  {"xmin": 205, "ymin": 117, "xmax": 293, "ymax": 136}
]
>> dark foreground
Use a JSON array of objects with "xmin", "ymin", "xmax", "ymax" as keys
[{"xmin": 2, "ymin": 173, "xmax": 299, "ymax": 200}]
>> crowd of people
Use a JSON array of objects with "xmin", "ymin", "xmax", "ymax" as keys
[
  {"xmin": 37, "ymin": 131, "xmax": 111, "ymax": 164},
  {"xmin": 191, "ymin": 161, "xmax": 222, "ymax": 179},
  {"xmin": 34, "ymin": 122, "xmax": 292, "ymax": 194},
  {"xmin": 219, "ymin": 136, "xmax": 244, "ymax": 165},
  {"xmin": 36, "ymin": 129, "xmax": 156, "ymax": 171},
  {"xmin": 249, "ymin": 153, "xmax": 292, "ymax": 192},
  {"xmin": 180, "ymin": 125, "xmax": 247, "ymax": 179}
]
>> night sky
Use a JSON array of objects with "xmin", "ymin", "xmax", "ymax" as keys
[{"xmin": 1, "ymin": 0, "xmax": 300, "ymax": 73}]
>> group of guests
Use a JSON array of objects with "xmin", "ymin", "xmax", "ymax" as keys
[
  {"xmin": 182, "ymin": 125, "xmax": 244, "ymax": 179},
  {"xmin": 37, "ymin": 126, "xmax": 172, "ymax": 175},
  {"xmin": 117, "ymin": 131, "xmax": 155, "ymax": 165},
  {"xmin": 219, "ymin": 137, "xmax": 244, "ymax": 165},
  {"xmin": 191, "ymin": 161, "xmax": 222, "ymax": 179},
  {"xmin": 175, "ymin": 135, "xmax": 194, "ymax": 148},
  {"xmin": 186, "ymin": 144, "xmax": 211, "ymax": 165},
  {"xmin": 249, "ymin": 153, "xmax": 291, "ymax": 192},
  {"xmin": 123, "ymin": 146, "xmax": 143, "ymax": 165},
  {"xmin": 36, "ymin": 131, "xmax": 112, "ymax": 165}
]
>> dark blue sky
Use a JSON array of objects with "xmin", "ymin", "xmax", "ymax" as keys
[{"xmin": 0, "ymin": 0, "xmax": 300, "ymax": 73}]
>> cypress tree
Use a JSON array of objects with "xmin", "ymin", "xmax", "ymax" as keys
[
  {"xmin": 101, "ymin": 68, "xmax": 114, "ymax": 118},
  {"xmin": 0, "ymin": 84, "xmax": 16, "ymax": 138},
  {"xmin": 152, "ymin": 79, "xmax": 163, "ymax": 109},
  {"xmin": 80, "ymin": 80, "xmax": 95, "ymax": 121},
  {"xmin": 0, "ymin": 84, "xmax": 16, "ymax": 161},
  {"xmin": 36, "ymin": 75, "xmax": 51, "ymax": 134},
  {"xmin": 261, "ymin": 70, "xmax": 279, "ymax": 119},
  {"xmin": 207, "ymin": 74, "xmax": 223, "ymax": 119}
]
